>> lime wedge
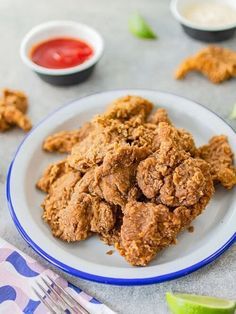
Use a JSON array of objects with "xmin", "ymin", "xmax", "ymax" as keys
[
  {"xmin": 166, "ymin": 292, "xmax": 236, "ymax": 314},
  {"xmin": 129, "ymin": 13, "xmax": 157, "ymax": 39},
  {"xmin": 229, "ymin": 103, "xmax": 236, "ymax": 120}
]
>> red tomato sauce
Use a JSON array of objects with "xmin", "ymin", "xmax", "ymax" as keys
[{"xmin": 31, "ymin": 37, "xmax": 94, "ymax": 69}]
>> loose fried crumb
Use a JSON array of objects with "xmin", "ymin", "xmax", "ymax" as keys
[
  {"xmin": 106, "ymin": 250, "xmax": 114, "ymax": 255},
  {"xmin": 188, "ymin": 226, "xmax": 194, "ymax": 233}
]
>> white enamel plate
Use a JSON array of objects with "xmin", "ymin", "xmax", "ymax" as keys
[{"xmin": 6, "ymin": 90, "xmax": 236, "ymax": 285}]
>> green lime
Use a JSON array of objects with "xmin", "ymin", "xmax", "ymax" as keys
[
  {"xmin": 128, "ymin": 13, "xmax": 157, "ymax": 39},
  {"xmin": 229, "ymin": 103, "xmax": 236, "ymax": 120},
  {"xmin": 166, "ymin": 292, "xmax": 236, "ymax": 314}
]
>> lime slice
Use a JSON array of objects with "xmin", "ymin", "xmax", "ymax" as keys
[
  {"xmin": 229, "ymin": 103, "xmax": 236, "ymax": 120},
  {"xmin": 129, "ymin": 13, "xmax": 157, "ymax": 39},
  {"xmin": 166, "ymin": 292, "xmax": 236, "ymax": 314}
]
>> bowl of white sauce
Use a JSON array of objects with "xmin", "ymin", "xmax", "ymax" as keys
[{"xmin": 170, "ymin": 0, "xmax": 236, "ymax": 42}]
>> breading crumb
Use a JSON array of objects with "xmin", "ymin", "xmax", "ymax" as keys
[
  {"xmin": 106, "ymin": 250, "xmax": 114, "ymax": 255},
  {"xmin": 188, "ymin": 226, "xmax": 194, "ymax": 233}
]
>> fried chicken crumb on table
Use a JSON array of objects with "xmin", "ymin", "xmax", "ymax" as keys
[
  {"xmin": 175, "ymin": 46, "xmax": 236, "ymax": 84},
  {"xmin": 0, "ymin": 89, "xmax": 32, "ymax": 132},
  {"xmin": 36, "ymin": 95, "xmax": 236, "ymax": 266}
]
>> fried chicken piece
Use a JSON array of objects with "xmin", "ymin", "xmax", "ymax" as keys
[
  {"xmin": 0, "ymin": 103, "xmax": 32, "ymax": 132},
  {"xmin": 42, "ymin": 170, "xmax": 82, "ymax": 234},
  {"xmin": 198, "ymin": 135, "xmax": 236, "ymax": 189},
  {"xmin": 175, "ymin": 46, "xmax": 236, "ymax": 84},
  {"xmin": 148, "ymin": 108, "xmax": 172, "ymax": 125},
  {"xmin": 36, "ymin": 160, "xmax": 75, "ymax": 193},
  {"xmin": 43, "ymin": 130, "xmax": 82, "ymax": 153},
  {"xmin": 159, "ymin": 158, "xmax": 213, "ymax": 208},
  {"xmin": 101, "ymin": 95, "xmax": 153, "ymax": 123},
  {"xmin": 43, "ymin": 122, "xmax": 92, "ymax": 153},
  {"xmin": 177, "ymin": 128, "xmax": 197, "ymax": 156},
  {"xmin": 90, "ymin": 200, "xmax": 117, "ymax": 234},
  {"xmin": 3, "ymin": 89, "xmax": 28, "ymax": 113},
  {"xmin": 91, "ymin": 145, "xmax": 150, "ymax": 207},
  {"xmin": 117, "ymin": 201, "xmax": 192, "ymax": 266},
  {"xmin": 129, "ymin": 123, "xmax": 157, "ymax": 150},
  {"xmin": 68, "ymin": 144, "xmax": 149, "ymax": 209},
  {"xmin": 67, "ymin": 123, "xmax": 125, "ymax": 172},
  {"xmin": 153, "ymin": 122, "xmax": 196, "ymax": 156},
  {"xmin": 66, "ymin": 96, "xmax": 156, "ymax": 172},
  {"xmin": 137, "ymin": 123, "xmax": 213, "ymax": 209},
  {"xmin": 57, "ymin": 192, "xmax": 116, "ymax": 242},
  {"xmin": 41, "ymin": 166, "xmax": 116, "ymax": 242},
  {"xmin": 100, "ymin": 207, "xmax": 123, "ymax": 245},
  {"xmin": 57, "ymin": 192, "xmax": 94, "ymax": 241},
  {"xmin": 94, "ymin": 96, "xmax": 155, "ymax": 146},
  {"xmin": 137, "ymin": 123, "xmax": 196, "ymax": 199},
  {"xmin": 0, "ymin": 89, "xmax": 32, "ymax": 132},
  {"xmin": 68, "ymin": 121, "xmax": 155, "ymax": 173}
]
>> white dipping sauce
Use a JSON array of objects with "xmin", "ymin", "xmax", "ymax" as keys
[{"xmin": 183, "ymin": 2, "xmax": 236, "ymax": 27}]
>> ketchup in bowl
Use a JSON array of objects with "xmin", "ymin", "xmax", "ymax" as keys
[{"xmin": 31, "ymin": 37, "xmax": 94, "ymax": 69}]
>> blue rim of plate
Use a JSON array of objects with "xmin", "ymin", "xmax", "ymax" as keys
[{"xmin": 6, "ymin": 89, "xmax": 236, "ymax": 286}]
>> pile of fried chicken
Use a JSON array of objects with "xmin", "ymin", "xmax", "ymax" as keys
[{"xmin": 36, "ymin": 96, "xmax": 236, "ymax": 266}]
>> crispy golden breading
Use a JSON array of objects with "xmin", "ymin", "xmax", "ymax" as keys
[
  {"xmin": 43, "ymin": 122, "xmax": 92, "ymax": 153},
  {"xmin": 3, "ymin": 89, "xmax": 28, "ymax": 113},
  {"xmin": 159, "ymin": 158, "xmax": 214, "ymax": 208},
  {"xmin": 91, "ymin": 145, "xmax": 150, "ymax": 206},
  {"xmin": 56, "ymin": 192, "xmax": 116, "ymax": 242},
  {"xmin": 117, "ymin": 201, "xmax": 193, "ymax": 266},
  {"xmin": 37, "ymin": 95, "xmax": 234, "ymax": 266},
  {"xmin": 126, "ymin": 158, "xmax": 213, "ymax": 265},
  {"xmin": 100, "ymin": 207, "xmax": 123, "ymax": 245},
  {"xmin": 153, "ymin": 122, "xmax": 196, "ymax": 156},
  {"xmin": 198, "ymin": 135, "xmax": 236, "ymax": 189},
  {"xmin": 43, "ymin": 130, "xmax": 81, "ymax": 153},
  {"xmin": 68, "ymin": 97, "xmax": 156, "ymax": 172},
  {"xmin": 67, "ymin": 123, "xmax": 125, "ymax": 172},
  {"xmin": 36, "ymin": 160, "xmax": 75, "ymax": 193},
  {"xmin": 42, "ymin": 170, "xmax": 81, "ymax": 235},
  {"xmin": 101, "ymin": 95, "xmax": 153, "ymax": 122},
  {"xmin": 137, "ymin": 123, "xmax": 213, "ymax": 207},
  {"xmin": 0, "ymin": 89, "xmax": 32, "ymax": 132},
  {"xmin": 42, "ymin": 173, "xmax": 117, "ymax": 242},
  {"xmin": 175, "ymin": 46, "xmax": 236, "ymax": 84},
  {"xmin": 148, "ymin": 108, "xmax": 172, "ymax": 125}
]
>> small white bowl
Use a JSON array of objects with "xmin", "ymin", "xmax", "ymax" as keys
[
  {"xmin": 20, "ymin": 20, "xmax": 104, "ymax": 86},
  {"xmin": 170, "ymin": 0, "xmax": 236, "ymax": 42}
]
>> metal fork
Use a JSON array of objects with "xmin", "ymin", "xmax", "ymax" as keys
[{"xmin": 32, "ymin": 275, "xmax": 90, "ymax": 314}]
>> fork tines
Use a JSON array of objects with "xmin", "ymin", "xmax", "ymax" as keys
[{"xmin": 33, "ymin": 275, "xmax": 90, "ymax": 314}]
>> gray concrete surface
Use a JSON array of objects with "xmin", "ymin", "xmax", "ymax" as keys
[{"xmin": 0, "ymin": 0, "xmax": 235, "ymax": 313}]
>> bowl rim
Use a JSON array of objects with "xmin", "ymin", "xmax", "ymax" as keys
[
  {"xmin": 20, "ymin": 20, "xmax": 104, "ymax": 76},
  {"xmin": 170, "ymin": 0, "xmax": 236, "ymax": 32}
]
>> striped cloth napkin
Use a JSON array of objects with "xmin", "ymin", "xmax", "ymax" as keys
[{"xmin": 0, "ymin": 237, "xmax": 115, "ymax": 314}]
